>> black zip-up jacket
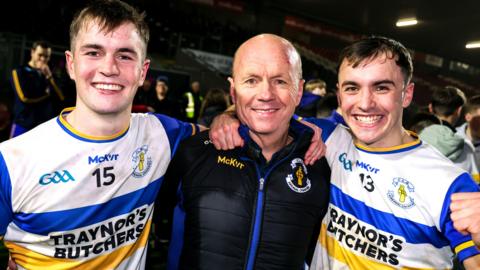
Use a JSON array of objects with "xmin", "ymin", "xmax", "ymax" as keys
[{"xmin": 165, "ymin": 120, "xmax": 330, "ymax": 270}]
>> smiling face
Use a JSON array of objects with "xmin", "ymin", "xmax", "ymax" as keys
[
  {"xmin": 337, "ymin": 54, "xmax": 414, "ymax": 148},
  {"xmin": 229, "ymin": 35, "xmax": 303, "ymax": 141},
  {"xmin": 65, "ymin": 20, "xmax": 150, "ymax": 117},
  {"xmin": 30, "ymin": 45, "xmax": 51, "ymax": 69}
]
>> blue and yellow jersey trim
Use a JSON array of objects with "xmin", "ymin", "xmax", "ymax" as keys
[
  {"xmin": 355, "ymin": 131, "xmax": 422, "ymax": 154},
  {"xmin": 57, "ymin": 108, "xmax": 129, "ymax": 143}
]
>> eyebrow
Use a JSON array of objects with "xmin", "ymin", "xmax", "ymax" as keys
[
  {"xmin": 79, "ymin": 44, "xmax": 138, "ymax": 56},
  {"xmin": 79, "ymin": 44, "xmax": 103, "ymax": 51},
  {"xmin": 340, "ymin": 79, "xmax": 396, "ymax": 87}
]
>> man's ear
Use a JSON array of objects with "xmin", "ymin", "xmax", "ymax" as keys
[
  {"xmin": 336, "ymin": 83, "xmax": 342, "ymax": 107},
  {"xmin": 294, "ymin": 79, "xmax": 305, "ymax": 106},
  {"xmin": 402, "ymin": 82, "xmax": 415, "ymax": 108},
  {"xmin": 428, "ymin": 103, "xmax": 434, "ymax": 114},
  {"xmin": 138, "ymin": 58, "xmax": 151, "ymax": 87},
  {"xmin": 228, "ymin": 77, "xmax": 236, "ymax": 104},
  {"xmin": 65, "ymin": 50, "xmax": 75, "ymax": 80}
]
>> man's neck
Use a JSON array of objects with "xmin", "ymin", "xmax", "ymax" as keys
[
  {"xmin": 249, "ymin": 128, "xmax": 291, "ymax": 162},
  {"xmin": 65, "ymin": 107, "xmax": 131, "ymax": 137},
  {"xmin": 438, "ymin": 115, "xmax": 455, "ymax": 126}
]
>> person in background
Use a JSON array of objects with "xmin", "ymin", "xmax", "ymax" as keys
[
  {"xmin": 132, "ymin": 75, "xmax": 155, "ymax": 112},
  {"xmin": 456, "ymin": 95, "xmax": 480, "ymax": 183},
  {"xmin": 183, "ymin": 80, "xmax": 203, "ymax": 122},
  {"xmin": 429, "ymin": 85, "xmax": 466, "ymax": 132},
  {"xmin": 296, "ymin": 78, "xmax": 327, "ymax": 118},
  {"xmin": 9, "ymin": 40, "xmax": 65, "ymax": 138},
  {"xmin": 197, "ymin": 88, "xmax": 230, "ymax": 127},
  {"xmin": 151, "ymin": 75, "xmax": 182, "ymax": 118}
]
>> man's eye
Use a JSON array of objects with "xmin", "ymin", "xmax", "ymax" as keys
[
  {"xmin": 118, "ymin": 54, "xmax": 134, "ymax": 61},
  {"xmin": 245, "ymin": 78, "xmax": 256, "ymax": 85},
  {"xmin": 85, "ymin": 51, "xmax": 99, "ymax": 57},
  {"xmin": 376, "ymin": 85, "xmax": 390, "ymax": 92},
  {"xmin": 275, "ymin": 79, "xmax": 287, "ymax": 85},
  {"xmin": 344, "ymin": 87, "xmax": 357, "ymax": 92}
]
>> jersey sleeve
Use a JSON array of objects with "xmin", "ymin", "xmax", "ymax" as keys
[
  {"xmin": 0, "ymin": 152, "xmax": 13, "ymax": 237},
  {"xmin": 153, "ymin": 113, "xmax": 199, "ymax": 155},
  {"xmin": 440, "ymin": 173, "xmax": 480, "ymax": 262}
]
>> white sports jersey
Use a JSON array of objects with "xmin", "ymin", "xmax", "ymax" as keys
[
  {"xmin": 310, "ymin": 120, "xmax": 480, "ymax": 270},
  {"xmin": 0, "ymin": 109, "xmax": 196, "ymax": 269}
]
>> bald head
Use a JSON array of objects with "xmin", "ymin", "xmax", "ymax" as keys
[{"xmin": 232, "ymin": 34, "xmax": 302, "ymax": 90}]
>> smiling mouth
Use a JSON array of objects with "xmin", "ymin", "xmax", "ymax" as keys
[
  {"xmin": 354, "ymin": 115, "xmax": 382, "ymax": 124},
  {"xmin": 93, "ymin": 83, "xmax": 123, "ymax": 91},
  {"xmin": 253, "ymin": 108, "xmax": 278, "ymax": 115}
]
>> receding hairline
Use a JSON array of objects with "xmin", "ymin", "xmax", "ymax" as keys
[{"xmin": 231, "ymin": 34, "xmax": 302, "ymax": 79}]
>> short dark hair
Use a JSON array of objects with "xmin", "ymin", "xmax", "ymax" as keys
[
  {"xmin": 430, "ymin": 86, "xmax": 466, "ymax": 117},
  {"xmin": 69, "ymin": 0, "xmax": 149, "ymax": 55},
  {"xmin": 338, "ymin": 36, "xmax": 413, "ymax": 84},
  {"xmin": 31, "ymin": 40, "xmax": 50, "ymax": 50}
]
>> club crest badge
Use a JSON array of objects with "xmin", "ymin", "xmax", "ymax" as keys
[
  {"xmin": 132, "ymin": 145, "xmax": 152, "ymax": 178},
  {"xmin": 387, "ymin": 177, "xmax": 415, "ymax": 209},
  {"xmin": 286, "ymin": 158, "xmax": 311, "ymax": 193}
]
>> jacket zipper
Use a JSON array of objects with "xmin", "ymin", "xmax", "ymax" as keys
[{"xmin": 244, "ymin": 152, "xmax": 293, "ymax": 270}]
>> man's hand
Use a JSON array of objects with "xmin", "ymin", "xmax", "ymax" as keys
[
  {"xmin": 39, "ymin": 64, "xmax": 52, "ymax": 79},
  {"xmin": 450, "ymin": 192, "xmax": 480, "ymax": 248},
  {"xmin": 7, "ymin": 254, "xmax": 16, "ymax": 270},
  {"xmin": 300, "ymin": 119, "xmax": 326, "ymax": 165},
  {"xmin": 209, "ymin": 112, "xmax": 243, "ymax": 150}
]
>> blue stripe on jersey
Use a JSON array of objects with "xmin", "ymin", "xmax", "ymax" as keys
[
  {"xmin": 13, "ymin": 177, "xmax": 163, "ymax": 236},
  {"xmin": 304, "ymin": 117, "xmax": 337, "ymax": 143},
  {"xmin": 153, "ymin": 113, "xmax": 194, "ymax": 155},
  {"xmin": 439, "ymin": 173, "xmax": 480, "ymax": 261},
  {"xmin": 0, "ymin": 152, "xmax": 13, "ymax": 235},
  {"xmin": 330, "ymin": 184, "xmax": 450, "ymax": 248},
  {"xmin": 56, "ymin": 117, "xmax": 129, "ymax": 143}
]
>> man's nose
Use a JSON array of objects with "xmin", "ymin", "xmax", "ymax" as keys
[
  {"xmin": 257, "ymin": 81, "xmax": 275, "ymax": 100},
  {"xmin": 99, "ymin": 55, "xmax": 120, "ymax": 76},
  {"xmin": 358, "ymin": 89, "xmax": 375, "ymax": 110}
]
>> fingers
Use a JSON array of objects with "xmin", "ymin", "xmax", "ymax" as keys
[
  {"xmin": 450, "ymin": 192, "xmax": 480, "ymax": 211},
  {"xmin": 209, "ymin": 113, "xmax": 244, "ymax": 150},
  {"xmin": 7, "ymin": 255, "xmax": 16, "ymax": 270},
  {"xmin": 451, "ymin": 192, "xmax": 480, "ymax": 201},
  {"xmin": 302, "ymin": 121, "xmax": 325, "ymax": 165}
]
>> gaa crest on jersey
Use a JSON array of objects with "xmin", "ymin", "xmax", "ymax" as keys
[
  {"xmin": 387, "ymin": 177, "xmax": 415, "ymax": 209},
  {"xmin": 286, "ymin": 158, "xmax": 311, "ymax": 193},
  {"xmin": 131, "ymin": 145, "xmax": 152, "ymax": 178}
]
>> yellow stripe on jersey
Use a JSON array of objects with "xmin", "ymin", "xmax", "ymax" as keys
[
  {"xmin": 59, "ymin": 108, "xmax": 130, "ymax": 141},
  {"xmin": 355, "ymin": 131, "xmax": 421, "ymax": 153},
  {"xmin": 454, "ymin": 240, "xmax": 476, "ymax": 254},
  {"xmin": 12, "ymin": 69, "xmax": 49, "ymax": 103},
  {"xmin": 472, "ymin": 174, "xmax": 480, "ymax": 184},
  {"xmin": 5, "ymin": 219, "xmax": 152, "ymax": 270},
  {"xmin": 319, "ymin": 223, "xmax": 444, "ymax": 270}
]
